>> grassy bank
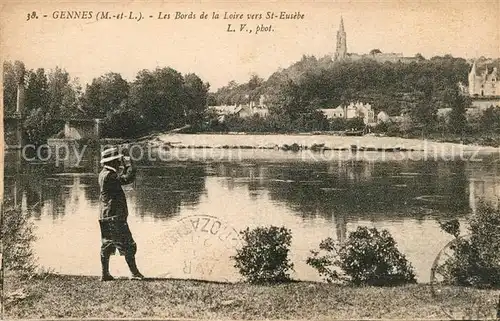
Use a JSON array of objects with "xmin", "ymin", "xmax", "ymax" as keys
[{"xmin": 4, "ymin": 274, "xmax": 499, "ymax": 319}]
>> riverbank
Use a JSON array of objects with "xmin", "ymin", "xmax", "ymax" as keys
[
  {"xmin": 4, "ymin": 274, "xmax": 498, "ymax": 319},
  {"xmin": 157, "ymin": 133, "xmax": 500, "ymax": 155}
]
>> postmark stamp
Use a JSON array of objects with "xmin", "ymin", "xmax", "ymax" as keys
[{"xmin": 158, "ymin": 215, "xmax": 243, "ymax": 281}]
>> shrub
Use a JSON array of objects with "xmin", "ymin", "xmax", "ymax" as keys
[
  {"xmin": 437, "ymin": 202, "xmax": 500, "ymax": 288},
  {"xmin": 231, "ymin": 226, "xmax": 294, "ymax": 283},
  {"xmin": 1, "ymin": 205, "xmax": 37, "ymax": 276},
  {"xmin": 307, "ymin": 226, "xmax": 416, "ymax": 286}
]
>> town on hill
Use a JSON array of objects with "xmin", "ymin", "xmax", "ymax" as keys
[{"xmin": 4, "ymin": 17, "xmax": 500, "ymax": 149}]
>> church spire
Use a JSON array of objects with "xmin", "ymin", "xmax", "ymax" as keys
[
  {"xmin": 471, "ymin": 60, "xmax": 477, "ymax": 76},
  {"xmin": 334, "ymin": 16, "xmax": 347, "ymax": 61}
]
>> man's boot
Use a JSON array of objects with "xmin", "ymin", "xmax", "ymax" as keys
[
  {"xmin": 125, "ymin": 255, "xmax": 145, "ymax": 280},
  {"xmin": 100, "ymin": 252, "xmax": 114, "ymax": 281}
]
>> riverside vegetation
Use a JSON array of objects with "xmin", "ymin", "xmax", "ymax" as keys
[
  {"xmin": 4, "ymin": 56, "xmax": 500, "ymax": 147},
  {"xmin": 4, "ymin": 201, "xmax": 500, "ymax": 318}
]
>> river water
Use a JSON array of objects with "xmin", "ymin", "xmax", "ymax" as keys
[{"xmin": 4, "ymin": 145, "xmax": 500, "ymax": 283}]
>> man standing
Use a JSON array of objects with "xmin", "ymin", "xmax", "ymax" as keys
[{"xmin": 98, "ymin": 146, "xmax": 144, "ymax": 281}]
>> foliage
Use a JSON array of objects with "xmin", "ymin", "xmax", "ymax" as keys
[
  {"xmin": 129, "ymin": 67, "xmax": 185, "ymax": 131},
  {"xmin": 125, "ymin": 67, "xmax": 209, "ymax": 134},
  {"xmin": 82, "ymin": 72, "xmax": 129, "ymax": 118},
  {"xmin": 5, "ymin": 56, "xmax": 500, "ymax": 142},
  {"xmin": 2, "ymin": 62, "xmax": 83, "ymax": 145},
  {"xmin": 232, "ymin": 226, "xmax": 294, "ymax": 283},
  {"xmin": 214, "ymin": 75, "xmax": 264, "ymax": 106},
  {"xmin": 100, "ymin": 102, "xmax": 146, "ymax": 138},
  {"xmin": 2, "ymin": 206, "xmax": 37, "ymax": 276},
  {"xmin": 3, "ymin": 60, "xmax": 26, "ymax": 114},
  {"xmin": 46, "ymin": 66, "xmax": 82, "ymax": 119},
  {"xmin": 4, "ymin": 61, "xmax": 210, "ymax": 143},
  {"xmin": 480, "ymin": 106, "xmax": 500, "ymax": 133},
  {"xmin": 446, "ymin": 87, "xmax": 470, "ymax": 134},
  {"xmin": 212, "ymin": 55, "xmax": 476, "ymax": 136},
  {"xmin": 183, "ymin": 73, "xmax": 210, "ymax": 131},
  {"xmin": 307, "ymin": 226, "xmax": 417, "ymax": 286},
  {"xmin": 437, "ymin": 202, "xmax": 500, "ymax": 288},
  {"xmin": 23, "ymin": 67, "xmax": 78, "ymax": 145}
]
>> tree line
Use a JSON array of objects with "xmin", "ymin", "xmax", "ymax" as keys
[
  {"xmin": 3, "ymin": 61, "xmax": 210, "ymax": 145},
  {"xmin": 213, "ymin": 55, "xmax": 500, "ymax": 139},
  {"xmin": 4, "ymin": 54, "xmax": 500, "ymax": 145}
]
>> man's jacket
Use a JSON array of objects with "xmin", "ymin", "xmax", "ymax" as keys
[{"xmin": 98, "ymin": 163, "xmax": 136, "ymax": 221}]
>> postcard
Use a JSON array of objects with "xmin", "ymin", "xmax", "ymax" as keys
[{"xmin": 1, "ymin": 0, "xmax": 500, "ymax": 319}]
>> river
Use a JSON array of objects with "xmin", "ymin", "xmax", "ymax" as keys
[{"xmin": 4, "ymin": 144, "xmax": 500, "ymax": 283}]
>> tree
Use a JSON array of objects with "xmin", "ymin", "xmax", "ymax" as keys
[
  {"xmin": 24, "ymin": 68, "xmax": 49, "ymax": 114},
  {"xmin": 3, "ymin": 61, "xmax": 22, "ymax": 114},
  {"xmin": 446, "ymin": 87, "xmax": 469, "ymax": 135},
  {"xmin": 369, "ymin": 49, "xmax": 382, "ymax": 55},
  {"xmin": 207, "ymin": 93, "xmax": 217, "ymax": 106},
  {"xmin": 23, "ymin": 67, "xmax": 80, "ymax": 144},
  {"xmin": 23, "ymin": 68, "xmax": 54, "ymax": 145},
  {"xmin": 100, "ymin": 101, "xmax": 145, "ymax": 138},
  {"xmin": 414, "ymin": 53, "xmax": 426, "ymax": 61},
  {"xmin": 183, "ymin": 73, "xmax": 209, "ymax": 130},
  {"xmin": 83, "ymin": 72, "xmax": 129, "ymax": 118},
  {"xmin": 480, "ymin": 106, "xmax": 500, "ymax": 133},
  {"xmin": 409, "ymin": 83, "xmax": 438, "ymax": 135},
  {"xmin": 346, "ymin": 117, "xmax": 365, "ymax": 130},
  {"xmin": 23, "ymin": 68, "xmax": 59, "ymax": 145},
  {"xmin": 248, "ymin": 74, "xmax": 264, "ymax": 91},
  {"xmin": 268, "ymin": 79, "xmax": 306, "ymax": 122},
  {"xmin": 46, "ymin": 67, "xmax": 80, "ymax": 119},
  {"xmin": 129, "ymin": 67, "xmax": 186, "ymax": 131}
]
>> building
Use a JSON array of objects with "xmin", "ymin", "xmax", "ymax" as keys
[
  {"xmin": 376, "ymin": 111, "xmax": 390, "ymax": 123},
  {"xmin": 468, "ymin": 61, "xmax": 500, "ymax": 97},
  {"xmin": 334, "ymin": 16, "xmax": 347, "ymax": 61},
  {"xmin": 319, "ymin": 106, "xmax": 345, "ymax": 119},
  {"xmin": 466, "ymin": 61, "xmax": 500, "ymax": 109},
  {"xmin": 210, "ymin": 95, "xmax": 269, "ymax": 121},
  {"xmin": 320, "ymin": 101, "xmax": 376, "ymax": 125},
  {"xmin": 333, "ymin": 17, "xmax": 418, "ymax": 64}
]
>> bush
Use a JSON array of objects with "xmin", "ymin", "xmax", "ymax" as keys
[
  {"xmin": 307, "ymin": 226, "xmax": 416, "ymax": 286},
  {"xmin": 231, "ymin": 226, "xmax": 294, "ymax": 283},
  {"xmin": 437, "ymin": 202, "xmax": 500, "ymax": 288},
  {"xmin": 1, "ymin": 206, "xmax": 37, "ymax": 276}
]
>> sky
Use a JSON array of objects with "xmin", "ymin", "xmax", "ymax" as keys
[{"xmin": 0, "ymin": 0, "xmax": 499, "ymax": 91}]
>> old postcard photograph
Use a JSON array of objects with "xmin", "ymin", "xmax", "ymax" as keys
[{"xmin": 1, "ymin": 0, "xmax": 500, "ymax": 319}]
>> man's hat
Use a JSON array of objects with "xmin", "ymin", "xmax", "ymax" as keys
[{"xmin": 100, "ymin": 147, "xmax": 123, "ymax": 164}]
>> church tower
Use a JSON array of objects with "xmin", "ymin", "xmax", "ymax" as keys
[
  {"xmin": 468, "ymin": 60, "xmax": 477, "ymax": 96},
  {"xmin": 334, "ymin": 16, "xmax": 347, "ymax": 61}
]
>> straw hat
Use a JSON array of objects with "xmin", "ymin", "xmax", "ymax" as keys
[{"xmin": 100, "ymin": 147, "xmax": 123, "ymax": 164}]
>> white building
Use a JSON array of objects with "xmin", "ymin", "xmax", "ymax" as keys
[
  {"xmin": 319, "ymin": 106, "xmax": 345, "ymax": 119},
  {"xmin": 376, "ymin": 111, "xmax": 390, "ymax": 123},
  {"xmin": 319, "ymin": 101, "xmax": 376, "ymax": 125},
  {"xmin": 465, "ymin": 60, "xmax": 500, "ymax": 110},
  {"xmin": 468, "ymin": 61, "xmax": 500, "ymax": 97},
  {"xmin": 210, "ymin": 95, "xmax": 269, "ymax": 121}
]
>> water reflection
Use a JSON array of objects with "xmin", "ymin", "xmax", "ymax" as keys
[
  {"xmin": 133, "ymin": 164, "xmax": 207, "ymax": 219},
  {"xmin": 4, "ymin": 150, "xmax": 207, "ymax": 221},
  {"xmin": 213, "ymin": 160, "xmax": 471, "ymax": 219},
  {"xmin": 4, "ymin": 147, "xmax": 500, "ymax": 281}
]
